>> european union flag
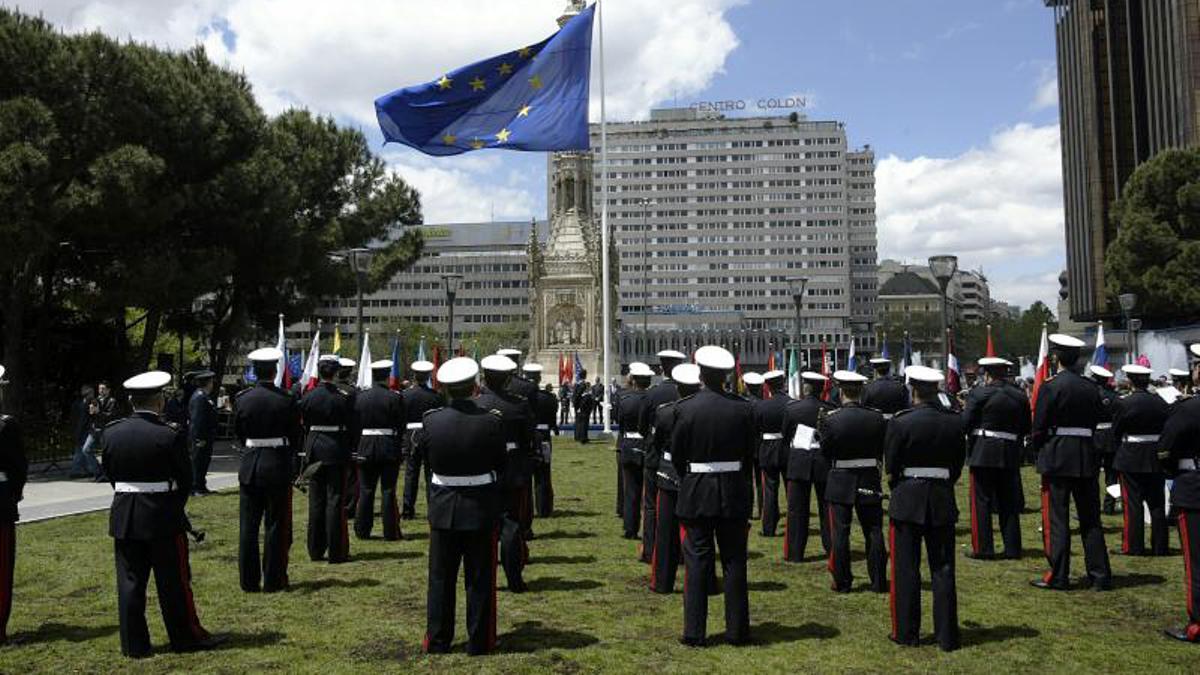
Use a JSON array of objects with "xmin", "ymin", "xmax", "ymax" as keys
[{"xmin": 375, "ymin": 4, "xmax": 595, "ymax": 156}]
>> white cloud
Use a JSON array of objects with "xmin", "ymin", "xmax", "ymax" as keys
[
  {"xmin": 876, "ymin": 123, "xmax": 1065, "ymax": 310},
  {"xmin": 1031, "ymin": 65, "xmax": 1058, "ymax": 111}
]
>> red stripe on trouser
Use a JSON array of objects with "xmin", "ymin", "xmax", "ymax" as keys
[
  {"xmin": 888, "ymin": 520, "xmax": 897, "ymax": 640},
  {"xmin": 175, "ymin": 534, "xmax": 209, "ymax": 640},
  {"xmin": 969, "ymin": 472, "xmax": 979, "ymax": 554},
  {"xmin": 1120, "ymin": 475, "xmax": 1130, "ymax": 553},
  {"xmin": 650, "ymin": 490, "xmax": 661, "ymax": 588},
  {"xmin": 488, "ymin": 526, "xmax": 499, "ymax": 652},
  {"xmin": 826, "ymin": 504, "xmax": 835, "ymax": 573},
  {"xmin": 1182, "ymin": 512, "xmax": 1194, "ymax": 619},
  {"xmin": 1040, "ymin": 478, "xmax": 1051, "ymax": 557}
]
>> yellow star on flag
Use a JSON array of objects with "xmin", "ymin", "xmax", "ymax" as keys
[
  {"xmin": 436, "ymin": 74, "xmax": 452, "ymax": 90},
  {"xmin": 528, "ymin": 74, "xmax": 543, "ymax": 90},
  {"xmin": 497, "ymin": 62, "xmax": 513, "ymax": 76},
  {"xmin": 517, "ymin": 104, "xmax": 532, "ymax": 118},
  {"xmin": 441, "ymin": 133, "xmax": 457, "ymax": 145},
  {"xmin": 496, "ymin": 128, "xmax": 511, "ymax": 143},
  {"xmin": 517, "ymin": 46, "xmax": 533, "ymax": 58},
  {"xmin": 470, "ymin": 138, "xmax": 485, "ymax": 150},
  {"xmin": 469, "ymin": 76, "xmax": 486, "ymax": 92}
]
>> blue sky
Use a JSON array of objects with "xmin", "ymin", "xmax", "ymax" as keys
[{"xmin": 25, "ymin": 0, "xmax": 1067, "ymax": 311}]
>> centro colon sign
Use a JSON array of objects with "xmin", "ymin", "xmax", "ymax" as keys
[{"xmin": 691, "ymin": 97, "xmax": 808, "ymax": 113}]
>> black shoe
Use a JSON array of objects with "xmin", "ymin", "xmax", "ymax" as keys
[
  {"xmin": 1029, "ymin": 579, "xmax": 1068, "ymax": 591},
  {"xmin": 1001, "ymin": 551, "xmax": 1023, "ymax": 560},
  {"xmin": 679, "ymin": 636, "xmax": 707, "ymax": 648},
  {"xmin": 888, "ymin": 635, "xmax": 919, "ymax": 648},
  {"xmin": 726, "ymin": 634, "xmax": 753, "ymax": 646},
  {"xmin": 831, "ymin": 584, "xmax": 852, "ymax": 594},
  {"xmin": 963, "ymin": 551, "xmax": 995, "ymax": 560},
  {"xmin": 508, "ymin": 581, "xmax": 528, "ymax": 593},
  {"xmin": 1164, "ymin": 625, "xmax": 1200, "ymax": 642},
  {"xmin": 173, "ymin": 634, "xmax": 228, "ymax": 653},
  {"xmin": 1076, "ymin": 575, "xmax": 1112, "ymax": 591}
]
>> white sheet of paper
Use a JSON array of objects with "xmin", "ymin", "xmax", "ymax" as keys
[
  {"xmin": 792, "ymin": 424, "xmax": 816, "ymax": 451},
  {"xmin": 1106, "ymin": 483, "xmax": 1122, "ymax": 500}
]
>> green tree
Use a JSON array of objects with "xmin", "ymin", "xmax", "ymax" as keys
[{"xmin": 1105, "ymin": 148, "xmax": 1200, "ymax": 321}]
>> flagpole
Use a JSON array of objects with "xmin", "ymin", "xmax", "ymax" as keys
[{"xmin": 598, "ymin": 0, "xmax": 612, "ymax": 435}]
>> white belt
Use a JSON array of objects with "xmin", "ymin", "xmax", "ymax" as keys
[
  {"xmin": 431, "ymin": 472, "xmax": 495, "ymax": 487},
  {"xmin": 902, "ymin": 467, "xmax": 950, "ymax": 479},
  {"xmin": 972, "ymin": 429, "xmax": 1019, "ymax": 441},
  {"xmin": 244, "ymin": 437, "xmax": 287, "ymax": 448},
  {"xmin": 536, "ymin": 424, "xmax": 550, "ymax": 431},
  {"xmin": 1123, "ymin": 434, "xmax": 1160, "ymax": 444},
  {"xmin": 662, "ymin": 452, "xmax": 672, "ymax": 462},
  {"xmin": 882, "ymin": 413, "xmax": 894, "ymax": 420},
  {"xmin": 761, "ymin": 433, "xmax": 784, "ymax": 440},
  {"xmin": 1095, "ymin": 422, "xmax": 1113, "ymax": 430},
  {"xmin": 113, "ymin": 481, "xmax": 172, "ymax": 493},
  {"xmin": 689, "ymin": 461, "xmax": 742, "ymax": 473},
  {"xmin": 657, "ymin": 471, "xmax": 674, "ymax": 481},
  {"xmin": 361, "ymin": 428, "xmax": 396, "ymax": 436},
  {"xmin": 1054, "ymin": 427, "xmax": 1093, "ymax": 438},
  {"xmin": 623, "ymin": 432, "xmax": 643, "ymax": 439},
  {"xmin": 406, "ymin": 422, "xmax": 423, "ymax": 430},
  {"xmin": 0, "ymin": 472, "xmax": 8, "ymax": 482},
  {"xmin": 309, "ymin": 425, "xmax": 343, "ymax": 433},
  {"xmin": 506, "ymin": 442, "xmax": 518, "ymax": 451},
  {"xmin": 834, "ymin": 458, "xmax": 876, "ymax": 469},
  {"xmin": 1179, "ymin": 459, "xmax": 1199, "ymax": 471}
]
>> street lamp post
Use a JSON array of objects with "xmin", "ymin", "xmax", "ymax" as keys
[
  {"xmin": 638, "ymin": 198, "xmax": 654, "ymax": 337},
  {"xmin": 788, "ymin": 276, "xmax": 809, "ymax": 368},
  {"xmin": 1119, "ymin": 292, "xmax": 1138, "ymax": 364},
  {"xmin": 442, "ymin": 273, "xmax": 463, "ymax": 354},
  {"xmin": 346, "ymin": 247, "xmax": 374, "ymax": 347},
  {"xmin": 928, "ymin": 255, "xmax": 959, "ymax": 369}
]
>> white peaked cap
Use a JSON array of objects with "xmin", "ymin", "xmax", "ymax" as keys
[
  {"xmin": 338, "ymin": 357, "xmax": 356, "ymax": 368},
  {"xmin": 1122, "ymin": 364, "xmax": 1152, "ymax": 376},
  {"xmin": 1089, "ymin": 365, "xmax": 1114, "ymax": 379},
  {"xmin": 123, "ymin": 370, "xmax": 172, "ymax": 391},
  {"xmin": 833, "ymin": 370, "xmax": 868, "ymax": 383},
  {"xmin": 869, "ymin": 358, "xmax": 891, "ymax": 365},
  {"xmin": 905, "ymin": 365, "xmax": 945, "ymax": 383},
  {"xmin": 522, "ymin": 363, "xmax": 544, "ymax": 373},
  {"xmin": 742, "ymin": 372, "xmax": 764, "ymax": 386},
  {"xmin": 763, "ymin": 370, "xmax": 786, "ymax": 381},
  {"xmin": 801, "ymin": 371, "xmax": 828, "ymax": 383},
  {"xmin": 0, "ymin": 365, "xmax": 5, "ymax": 380},
  {"xmin": 657, "ymin": 350, "xmax": 687, "ymax": 360},
  {"xmin": 480, "ymin": 355, "xmax": 517, "ymax": 372},
  {"xmin": 319, "ymin": 354, "xmax": 340, "ymax": 363},
  {"xmin": 370, "ymin": 359, "xmax": 393, "ymax": 370},
  {"xmin": 437, "ymin": 357, "xmax": 478, "ymax": 385},
  {"xmin": 1190, "ymin": 344, "xmax": 1200, "ymax": 359},
  {"xmin": 694, "ymin": 345, "xmax": 735, "ymax": 370},
  {"xmin": 497, "ymin": 348, "xmax": 522, "ymax": 357},
  {"xmin": 629, "ymin": 362, "xmax": 654, "ymax": 378},
  {"xmin": 978, "ymin": 357, "xmax": 1013, "ymax": 367},
  {"xmin": 1049, "ymin": 333, "xmax": 1086, "ymax": 349},
  {"xmin": 249, "ymin": 347, "xmax": 283, "ymax": 362},
  {"xmin": 1168, "ymin": 368, "xmax": 1189, "ymax": 377},
  {"xmin": 671, "ymin": 363, "xmax": 700, "ymax": 385},
  {"xmin": 411, "ymin": 360, "xmax": 435, "ymax": 373}
]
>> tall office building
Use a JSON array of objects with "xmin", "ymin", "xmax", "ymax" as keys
[
  {"xmin": 592, "ymin": 107, "xmax": 878, "ymax": 363},
  {"xmin": 1047, "ymin": 0, "xmax": 1200, "ymax": 321}
]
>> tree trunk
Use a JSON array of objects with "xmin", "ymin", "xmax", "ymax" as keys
[
  {"xmin": 135, "ymin": 307, "xmax": 163, "ymax": 372},
  {"xmin": 1, "ymin": 261, "xmax": 34, "ymax": 415}
]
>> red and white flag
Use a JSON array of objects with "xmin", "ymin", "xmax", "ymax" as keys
[
  {"xmin": 1030, "ymin": 324, "xmax": 1050, "ymax": 417},
  {"xmin": 946, "ymin": 331, "xmax": 961, "ymax": 395},
  {"xmin": 300, "ymin": 322, "xmax": 322, "ymax": 392}
]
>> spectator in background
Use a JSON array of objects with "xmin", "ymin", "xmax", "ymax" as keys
[
  {"xmin": 163, "ymin": 387, "xmax": 188, "ymax": 427},
  {"xmin": 217, "ymin": 386, "xmax": 231, "ymax": 411},
  {"xmin": 69, "ymin": 385, "xmax": 102, "ymax": 479}
]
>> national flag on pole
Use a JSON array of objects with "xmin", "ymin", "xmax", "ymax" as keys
[
  {"xmin": 301, "ymin": 324, "xmax": 322, "ymax": 392},
  {"xmin": 946, "ymin": 331, "xmax": 961, "ymax": 395},
  {"xmin": 734, "ymin": 353, "xmax": 745, "ymax": 396},
  {"xmin": 1092, "ymin": 320, "xmax": 1108, "ymax": 371},
  {"xmin": 356, "ymin": 330, "xmax": 372, "ymax": 390},
  {"xmin": 574, "ymin": 352, "xmax": 584, "ymax": 382},
  {"xmin": 820, "ymin": 342, "xmax": 832, "ymax": 401},
  {"xmin": 900, "ymin": 332, "xmax": 913, "ymax": 373},
  {"xmin": 432, "ymin": 345, "xmax": 443, "ymax": 389},
  {"xmin": 787, "ymin": 347, "xmax": 801, "ymax": 398},
  {"xmin": 416, "ymin": 336, "xmax": 427, "ymax": 363},
  {"xmin": 388, "ymin": 333, "xmax": 403, "ymax": 391},
  {"xmin": 332, "ymin": 325, "xmax": 342, "ymax": 356},
  {"xmin": 880, "ymin": 333, "xmax": 890, "ymax": 362},
  {"xmin": 847, "ymin": 338, "xmax": 857, "ymax": 371},
  {"xmin": 274, "ymin": 314, "xmax": 287, "ymax": 388},
  {"xmin": 1031, "ymin": 323, "xmax": 1050, "ymax": 418},
  {"xmin": 558, "ymin": 352, "xmax": 566, "ymax": 385},
  {"xmin": 287, "ymin": 353, "xmax": 303, "ymax": 382},
  {"xmin": 986, "ymin": 324, "xmax": 996, "ymax": 358},
  {"xmin": 375, "ymin": 5, "xmax": 595, "ymax": 156}
]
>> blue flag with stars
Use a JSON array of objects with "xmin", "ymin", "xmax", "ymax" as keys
[{"xmin": 375, "ymin": 4, "xmax": 595, "ymax": 156}]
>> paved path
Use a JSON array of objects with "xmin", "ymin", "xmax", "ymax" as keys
[{"xmin": 18, "ymin": 448, "xmax": 240, "ymax": 524}]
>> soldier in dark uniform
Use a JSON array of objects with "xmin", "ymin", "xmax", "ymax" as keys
[
  {"xmin": 1169, "ymin": 367, "xmax": 1193, "ymax": 397},
  {"xmin": 572, "ymin": 370, "xmax": 593, "ymax": 445},
  {"xmin": 233, "ymin": 348, "xmax": 302, "ymax": 593},
  {"xmin": 476, "ymin": 355, "xmax": 535, "ymax": 593},
  {"xmin": 1162, "ymin": 343, "xmax": 1200, "ymax": 642},
  {"xmin": 962, "ymin": 357, "xmax": 1030, "ymax": 560},
  {"xmin": 1089, "ymin": 366, "xmax": 1120, "ymax": 515},
  {"xmin": 298, "ymin": 355, "xmax": 356, "ymax": 563},
  {"xmin": 638, "ymin": 350, "xmax": 686, "ymax": 563},
  {"xmin": 354, "ymin": 359, "xmax": 406, "ymax": 541},
  {"xmin": 335, "ymin": 357, "xmax": 360, "ymax": 518},
  {"xmin": 418, "ymin": 357, "xmax": 506, "ymax": 656},
  {"xmin": 187, "ymin": 370, "xmax": 217, "ymax": 495},
  {"xmin": 754, "ymin": 370, "xmax": 791, "ymax": 537},
  {"xmin": 558, "ymin": 383, "xmax": 571, "ymax": 429},
  {"xmin": 524, "ymin": 366, "xmax": 558, "ymax": 518},
  {"xmin": 820, "ymin": 370, "xmax": 887, "ymax": 593},
  {"xmin": 101, "ymin": 371, "xmax": 222, "ymax": 658},
  {"xmin": 499, "ymin": 351, "xmax": 538, "ymax": 540},
  {"xmin": 671, "ymin": 345, "xmax": 756, "ymax": 647},
  {"xmin": 884, "ymin": 365, "xmax": 963, "ymax": 651},
  {"xmin": 401, "ymin": 360, "xmax": 440, "ymax": 519},
  {"xmin": 781, "ymin": 372, "xmax": 836, "ymax": 562},
  {"xmin": 498, "ymin": 349, "xmax": 538, "ymax": 405},
  {"xmin": 0, "ymin": 364, "xmax": 27, "ymax": 644},
  {"xmin": 1112, "ymin": 363, "xmax": 1171, "ymax": 556},
  {"xmin": 617, "ymin": 363, "xmax": 652, "ymax": 542},
  {"xmin": 742, "ymin": 371, "xmax": 765, "ymax": 520},
  {"xmin": 649, "ymin": 363, "xmax": 699, "ymax": 593},
  {"xmin": 1031, "ymin": 334, "xmax": 1112, "ymax": 591},
  {"xmin": 863, "ymin": 357, "xmax": 910, "ymax": 417}
]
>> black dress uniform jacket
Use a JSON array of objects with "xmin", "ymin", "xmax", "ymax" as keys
[
  {"xmin": 1095, "ymin": 386, "xmax": 1119, "ymax": 455},
  {"xmin": 534, "ymin": 390, "xmax": 558, "ymax": 433},
  {"xmin": 653, "ymin": 402, "xmax": 681, "ymax": 490},
  {"xmin": 1112, "ymin": 390, "xmax": 1170, "ymax": 474},
  {"xmin": 102, "ymin": 412, "xmax": 192, "ymax": 539},
  {"xmin": 188, "ymin": 389, "xmax": 216, "ymax": 447},
  {"xmin": 753, "ymin": 393, "xmax": 792, "ymax": 469},
  {"xmin": 403, "ymin": 385, "xmax": 444, "ymax": 426},
  {"xmin": 783, "ymin": 395, "xmax": 837, "ymax": 481},
  {"xmin": 475, "ymin": 387, "xmax": 535, "ymax": 488},
  {"xmin": 0, "ymin": 416, "xmax": 27, "ymax": 523},
  {"xmin": 962, "ymin": 381, "xmax": 1030, "ymax": 468},
  {"xmin": 617, "ymin": 389, "xmax": 651, "ymax": 466},
  {"xmin": 670, "ymin": 388, "xmax": 756, "ymax": 520},
  {"xmin": 418, "ymin": 400, "xmax": 507, "ymax": 530},
  {"xmin": 1032, "ymin": 371, "xmax": 1103, "ymax": 477},
  {"xmin": 862, "ymin": 376, "xmax": 910, "ymax": 415},
  {"xmin": 299, "ymin": 383, "xmax": 356, "ymax": 464},
  {"xmin": 1162, "ymin": 395, "xmax": 1200, "ymax": 510},
  {"xmin": 508, "ymin": 375, "xmax": 540, "ymax": 409},
  {"xmin": 819, "ymin": 404, "xmax": 886, "ymax": 505},
  {"xmin": 234, "ymin": 383, "xmax": 302, "ymax": 487},
  {"xmin": 884, "ymin": 404, "xmax": 965, "ymax": 526},
  {"xmin": 354, "ymin": 384, "xmax": 405, "ymax": 462}
]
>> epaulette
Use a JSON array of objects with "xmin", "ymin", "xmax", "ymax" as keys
[
  {"xmin": 164, "ymin": 420, "xmax": 181, "ymax": 431},
  {"xmin": 825, "ymin": 407, "xmax": 842, "ymax": 417},
  {"xmin": 422, "ymin": 407, "xmax": 444, "ymax": 418},
  {"xmin": 104, "ymin": 418, "xmax": 125, "ymax": 428},
  {"xmin": 676, "ymin": 392, "xmax": 698, "ymax": 404},
  {"xmin": 234, "ymin": 387, "xmax": 251, "ymax": 399},
  {"xmin": 656, "ymin": 400, "xmax": 675, "ymax": 411},
  {"xmin": 862, "ymin": 405, "xmax": 884, "ymax": 415},
  {"xmin": 892, "ymin": 408, "xmax": 914, "ymax": 419},
  {"xmin": 488, "ymin": 408, "xmax": 504, "ymax": 418}
]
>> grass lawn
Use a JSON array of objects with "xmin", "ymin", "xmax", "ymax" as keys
[{"xmin": 2, "ymin": 437, "xmax": 1196, "ymax": 673}]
